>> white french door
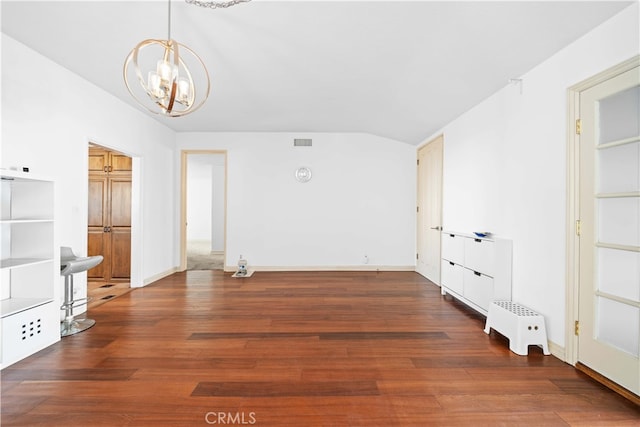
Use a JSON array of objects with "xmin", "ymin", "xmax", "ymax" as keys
[
  {"xmin": 577, "ymin": 63, "xmax": 639, "ymax": 397},
  {"xmin": 417, "ymin": 135, "xmax": 443, "ymax": 283}
]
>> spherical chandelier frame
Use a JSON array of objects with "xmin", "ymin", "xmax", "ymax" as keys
[{"xmin": 123, "ymin": 38, "xmax": 210, "ymax": 118}]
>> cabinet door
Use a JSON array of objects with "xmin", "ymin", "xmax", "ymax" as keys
[
  {"xmin": 87, "ymin": 176, "xmax": 108, "ymax": 280},
  {"xmin": 87, "ymin": 174, "xmax": 131, "ymax": 282},
  {"xmin": 441, "ymin": 260, "xmax": 464, "ymax": 295},
  {"xmin": 442, "ymin": 233, "xmax": 465, "ymax": 265},
  {"xmin": 109, "ymin": 153, "xmax": 132, "ymax": 175},
  {"xmin": 87, "ymin": 229, "xmax": 109, "ymax": 281},
  {"xmin": 464, "ymin": 238, "xmax": 495, "ymax": 277},
  {"xmin": 88, "ymin": 149, "xmax": 109, "ymax": 174},
  {"xmin": 463, "ymin": 268, "xmax": 494, "ymax": 312},
  {"xmin": 109, "ymin": 178, "xmax": 131, "ymax": 279},
  {"xmin": 110, "ymin": 229, "xmax": 131, "ymax": 279}
]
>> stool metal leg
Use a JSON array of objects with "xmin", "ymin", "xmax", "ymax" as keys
[{"xmin": 60, "ymin": 274, "xmax": 96, "ymax": 337}]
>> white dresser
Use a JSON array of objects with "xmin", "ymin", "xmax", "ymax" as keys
[{"xmin": 440, "ymin": 231, "xmax": 512, "ymax": 316}]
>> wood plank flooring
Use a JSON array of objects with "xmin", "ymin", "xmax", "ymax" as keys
[{"xmin": 2, "ymin": 271, "xmax": 638, "ymax": 426}]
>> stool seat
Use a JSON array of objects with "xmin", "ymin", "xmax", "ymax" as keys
[
  {"xmin": 60, "ymin": 247, "xmax": 103, "ymax": 276},
  {"xmin": 59, "ymin": 246, "xmax": 103, "ymax": 337}
]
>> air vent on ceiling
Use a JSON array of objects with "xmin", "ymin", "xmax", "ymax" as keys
[{"xmin": 294, "ymin": 138, "xmax": 312, "ymax": 147}]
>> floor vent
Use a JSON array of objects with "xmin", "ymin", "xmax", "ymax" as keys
[{"xmin": 294, "ymin": 138, "xmax": 312, "ymax": 147}]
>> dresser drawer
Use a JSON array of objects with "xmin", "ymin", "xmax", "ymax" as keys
[
  {"xmin": 442, "ymin": 233, "xmax": 465, "ymax": 265},
  {"xmin": 441, "ymin": 259, "xmax": 464, "ymax": 295},
  {"xmin": 464, "ymin": 237, "xmax": 495, "ymax": 276},
  {"xmin": 463, "ymin": 268, "xmax": 494, "ymax": 312}
]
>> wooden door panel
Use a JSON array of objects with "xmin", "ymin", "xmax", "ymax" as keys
[
  {"xmin": 87, "ymin": 229, "xmax": 108, "ymax": 280},
  {"xmin": 110, "ymin": 230, "xmax": 131, "ymax": 279},
  {"xmin": 88, "ymin": 178, "xmax": 107, "ymax": 227},
  {"xmin": 110, "ymin": 179, "xmax": 131, "ymax": 227},
  {"xmin": 88, "ymin": 149, "xmax": 109, "ymax": 174},
  {"xmin": 109, "ymin": 154, "xmax": 132, "ymax": 174}
]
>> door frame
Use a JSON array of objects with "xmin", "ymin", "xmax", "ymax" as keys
[
  {"xmin": 416, "ymin": 134, "xmax": 444, "ymax": 283},
  {"xmin": 565, "ymin": 55, "xmax": 640, "ymax": 365},
  {"xmin": 180, "ymin": 150, "xmax": 228, "ymax": 271}
]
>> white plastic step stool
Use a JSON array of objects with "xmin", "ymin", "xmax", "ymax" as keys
[{"xmin": 484, "ymin": 301, "xmax": 550, "ymax": 356}]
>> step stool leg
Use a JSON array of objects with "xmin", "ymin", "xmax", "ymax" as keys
[{"xmin": 541, "ymin": 341, "xmax": 550, "ymax": 356}]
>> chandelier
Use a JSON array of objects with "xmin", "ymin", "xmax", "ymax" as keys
[{"xmin": 123, "ymin": 0, "xmax": 251, "ymax": 117}]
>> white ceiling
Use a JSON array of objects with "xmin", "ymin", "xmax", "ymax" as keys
[{"xmin": 1, "ymin": 0, "xmax": 633, "ymax": 145}]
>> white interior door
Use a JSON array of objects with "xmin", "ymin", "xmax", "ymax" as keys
[
  {"xmin": 417, "ymin": 135, "xmax": 443, "ymax": 283},
  {"xmin": 578, "ymin": 65, "xmax": 640, "ymax": 396}
]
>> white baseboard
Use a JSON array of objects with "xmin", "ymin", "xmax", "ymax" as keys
[
  {"xmin": 223, "ymin": 265, "xmax": 415, "ymax": 273},
  {"xmin": 548, "ymin": 340, "xmax": 566, "ymax": 362},
  {"xmin": 138, "ymin": 267, "xmax": 178, "ymax": 287}
]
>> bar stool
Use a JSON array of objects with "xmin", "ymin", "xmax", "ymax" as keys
[{"xmin": 59, "ymin": 247, "xmax": 103, "ymax": 337}]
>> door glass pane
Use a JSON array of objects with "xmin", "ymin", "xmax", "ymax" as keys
[
  {"xmin": 596, "ymin": 296, "xmax": 639, "ymax": 357},
  {"xmin": 598, "ymin": 247, "xmax": 640, "ymax": 301},
  {"xmin": 598, "ymin": 197, "xmax": 640, "ymax": 246},
  {"xmin": 598, "ymin": 85, "xmax": 640, "ymax": 145},
  {"xmin": 597, "ymin": 141, "xmax": 640, "ymax": 194}
]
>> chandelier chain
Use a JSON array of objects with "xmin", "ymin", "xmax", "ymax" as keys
[{"xmin": 185, "ymin": 0, "xmax": 251, "ymax": 9}]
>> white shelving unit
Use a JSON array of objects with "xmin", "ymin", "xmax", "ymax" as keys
[
  {"xmin": 1, "ymin": 171, "xmax": 59, "ymax": 369},
  {"xmin": 440, "ymin": 231, "xmax": 512, "ymax": 316}
]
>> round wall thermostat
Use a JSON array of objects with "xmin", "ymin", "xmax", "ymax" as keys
[{"xmin": 294, "ymin": 167, "xmax": 312, "ymax": 183}]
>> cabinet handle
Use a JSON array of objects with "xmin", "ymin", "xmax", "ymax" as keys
[
  {"xmin": 474, "ymin": 271, "xmax": 481, "ymax": 276},
  {"xmin": 108, "ymin": 166, "xmax": 113, "ymax": 172},
  {"xmin": 449, "ymin": 234, "xmax": 455, "ymax": 237},
  {"xmin": 474, "ymin": 238, "xmax": 481, "ymax": 242},
  {"xmin": 103, "ymin": 166, "xmax": 108, "ymax": 172},
  {"xmin": 449, "ymin": 261, "xmax": 454, "ymax": 266},
  {"xmin": 103, "ymin": 226, "xmax": 111, "ymax": 232}
]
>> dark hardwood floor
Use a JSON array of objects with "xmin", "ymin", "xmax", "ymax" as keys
[{"xmin": 2, "ymin": 271, "xmax": 638, "ymax": 426}]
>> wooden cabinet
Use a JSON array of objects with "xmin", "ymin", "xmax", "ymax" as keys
[
  {"xmin": 1, "ymin": 171, "xmax": 59, "ymax": 369},
  {"xmin": 440, "ymin": 231, "xmax": 512, "ymax": 315},
  {"xmin": 87, "ymin": 147, "xmax": 131, "ymax": 282},
  {"xmin": 88, "ymin": 148, "xmax": 132, "ymax": 175}
]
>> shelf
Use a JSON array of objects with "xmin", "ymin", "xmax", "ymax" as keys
[
  {"xmin": 1, "ymin": 170, "xmax": 51, "ymax": 182},
  {"xmin": 1, "ymin": 297, "xmax": 53, "ymax": 318},
  {"xmin": 0, "ymin": 219, "xmax": 54, "ymax": 224},
  {"xmin": 1, "ymin": 258, "xmax": 53, "ymax": 270},
  {"xmin": 0, "ymin": 172, "xmax": 58, "ymax": 369}
]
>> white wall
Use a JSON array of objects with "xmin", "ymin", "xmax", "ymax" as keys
[
  {"xmin": 187, "ymin": 161, "xmax": 213, "ymax": 243},
  {"xmin": 1, "ymin": 35, "xmax": 178, "ymax": 306},
  {"xmin": 430, "ymin": 3, "xmax": 639, "ymax": 348},
  {"xmin": 177, "ymin": 133, "xmax": 416, "ymax": 270},
  {"xmin": 186, "ymin": 153, "xmax": 225, "ymax": 252}
]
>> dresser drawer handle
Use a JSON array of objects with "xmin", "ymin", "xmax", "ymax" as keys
[
  {"xmin": 449, "ymin": 261, "xmax": 454, "ymax": 266},
  {"xmin": 474, "ymin": 271, "xmax": 481, "ymax": 276},
  {"xmin": 474, "ymin": 238, "xmax": 481, "ymax": 242}
]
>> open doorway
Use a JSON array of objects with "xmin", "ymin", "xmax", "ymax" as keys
[
  {"xmin": 181, "ymin": 151, "xmax": 227, "ymax": 271},
  {"xmin": 87, "ymin": 143, "xmax": 134, "ymax": 307}
]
